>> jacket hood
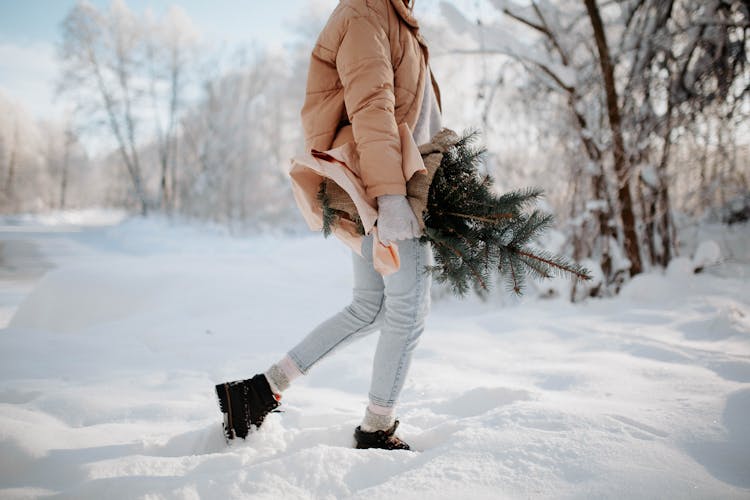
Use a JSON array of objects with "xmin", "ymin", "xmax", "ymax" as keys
[
  {"xmin": 336, "ymin": 1, "xmax": 420, "ymax": 30},
  {"xmin": 390, "ymin": 0, "xmax": 419, "ymax": 28}
]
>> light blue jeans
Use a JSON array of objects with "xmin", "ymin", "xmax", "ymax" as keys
[{"xmin": 287, "ymin": 233, "xmax": 433, "ymax": 408}]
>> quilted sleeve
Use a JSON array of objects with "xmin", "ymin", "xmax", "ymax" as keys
[{"xmin": 335, "ymin": 14, "xmax": 406, "ymax": 198}]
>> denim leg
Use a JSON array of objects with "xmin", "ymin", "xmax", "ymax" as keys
[
  {"xmin": 287, "ymin": 234, "xmax": 385, "ymax": 373},
  {"xmin": 368, "ymin": 236, "xmax": 433, "ymax": 407}
]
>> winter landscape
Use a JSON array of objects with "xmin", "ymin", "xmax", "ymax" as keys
[
  {"xmin": 0, "ymin": 211, "xmax": 748, "ymax": 499},
  {"xmin": 1, "ymin": 0, "xmax": 749, "ymax": 499}
]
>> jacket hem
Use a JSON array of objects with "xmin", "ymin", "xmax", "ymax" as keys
[{"xmin": 368, "ymin": 183, "xmax": 407, "ymax": 198}]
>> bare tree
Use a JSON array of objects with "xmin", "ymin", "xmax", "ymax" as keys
[
  {"xmin": 41, "ymin": 117, "xmax": 83, "ymax": 210},
  {"xmin": 144, "ymin": 6, "xmax": 198, "ymax": 212},
  {"xmin": 58, "ymin": 1, "xmax": 150, "ymax": 214},
  {"xmin": 584, "ymin": 0, "xmax": 643, "ymax": 275},
  {"xmin": 2, "ymin": 120, "xmax": 19, "ymax": 201},
  {"xmin": 58, "ymin": 1, "xmax": 209, "ymax": 216}
]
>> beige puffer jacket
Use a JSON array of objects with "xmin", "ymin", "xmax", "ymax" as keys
[{"xmin": 299, "ymin": 0, "xmax": 442, "ymax": 199}]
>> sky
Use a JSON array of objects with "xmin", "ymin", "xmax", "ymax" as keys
[{"xmin": 0, "ymin": 0, "xmax": 338, "ymax": 120}]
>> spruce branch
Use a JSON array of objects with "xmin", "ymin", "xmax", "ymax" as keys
[
  {"xmin": 507, "ymin": 254, "xmax": 522, "ymax": 294},
  {"xmin": 419, "ymin": 129, "xmax": 591, "ymax": 296},
  {"xmin": 316, "ymin": 128, "xmax": 591, "ymax": 298},
  {"xmin": 316, "ymin": 181, "xmax": 336, "ymax": 237},
  {"xmin": 432, "ymin": 210, "xmax": 514, "ymax": 223},
  {"xmin": 517, "ymin": 253, "xmax": 554, "ymax": 280},
  {"xmin": 516, "ymin": 248, "xmax": 592, "ymax": 281}
]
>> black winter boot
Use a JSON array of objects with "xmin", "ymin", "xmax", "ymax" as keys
[
  {"xmin": 354, "ymin": 420, "xmax": 411, "ymax": 450},
  {"xmin": 215, "ymin": 374, "xmax": 281, "ymax": 440}
]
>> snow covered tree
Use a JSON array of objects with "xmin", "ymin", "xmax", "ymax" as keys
[
  {"xmin": 619, "ymin": 0, "xmax": 750, "ymax": 265},
  {"xmin": 171, "ymin": 4, "xmax": 330, "ymax": 231},
  {"xmin": 40, "ymin": 117, "xmax": 87, "ymax": 210},
  {"xmin": 442, "ymin": 0, "xmax": 632, "ymax": 294},
  {"xmin": 58, "ymin": 0, "xmax": 149, "ymax": 214},
  {"xmin": 175, "ymin": 47, "xmax": 295, "ymax": 229},
  {"xmin": 0, "ymin": 92, "xmax": 90, "ymax": 213},
  {"xmin": 58, "ymin": 1, "xmax": 200, "ymax": 215},
  {"xmin": 440, "ymin": 0, "xmax": 749, "ymax": 296},
  {"xmin": 143, "ymin": 6, "xmax": 199, "ymax": 212}
]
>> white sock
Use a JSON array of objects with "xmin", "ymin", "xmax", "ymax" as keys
[
  {"xmin": 264, "ymin": 354, "xmax": 303, "ymax": 394},
  {"xmin": 360, "ymin": 403, "xmax": 396, "ymax": 432}
]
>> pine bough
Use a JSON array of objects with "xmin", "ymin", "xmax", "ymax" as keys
[{"xmin": 319, "ymin": 130, "xmax": 591, "ymax": 297}]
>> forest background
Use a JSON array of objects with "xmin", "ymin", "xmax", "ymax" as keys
[{"xmin": 1, "ymin": 0, "xmax": 747, "ymax": 299}]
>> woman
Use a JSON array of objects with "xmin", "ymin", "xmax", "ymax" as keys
[{"xmin": 215, "ymin": 0, "xmax": 442, "ymax": 450}]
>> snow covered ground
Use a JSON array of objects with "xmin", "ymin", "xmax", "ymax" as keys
[{"xmin": 0, "ymin": 211, "xmax": 748, "ymax": 499}]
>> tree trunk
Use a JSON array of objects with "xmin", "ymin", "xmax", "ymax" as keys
[
  {"xmin": 3, "ymin": 123, "xmax": 19, "ymax": 197},
  {"xmin": 584, "ymin": 0, "xmax": 643, "ymax": 276},
  {"xmin": 88, "ymin": 43, "xmax": 148, "ymax": 216},
  {"xmin": 160, "ymin": 161, "xmax": 169, "ymax": 210},
  {"xmin": 170, "ymin": 139, "xmax": 178, "ymax": 211},
  {"xmin": 655, "ymin": 107, "xmax": 675, "ymax": 265},
  {"xmin": 637, "ymin": 178, "xmax": 657, "ymax": 265},
  {"xmin": 60, "ymin": 132, "xmax": 71, "ymax": 209},
  {"xmin": 592, "ymin": 163, "xmax": 613, "ymax": 279}
]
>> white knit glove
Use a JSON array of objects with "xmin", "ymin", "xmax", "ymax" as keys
[{"xmin": 376, "ymin": 194, "xmax": 421, "ymax": 245}]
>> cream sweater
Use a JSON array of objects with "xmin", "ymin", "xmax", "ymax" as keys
[{"xmin": 411, "ymin": 66, "xmax": 443, "ymax": 146}]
